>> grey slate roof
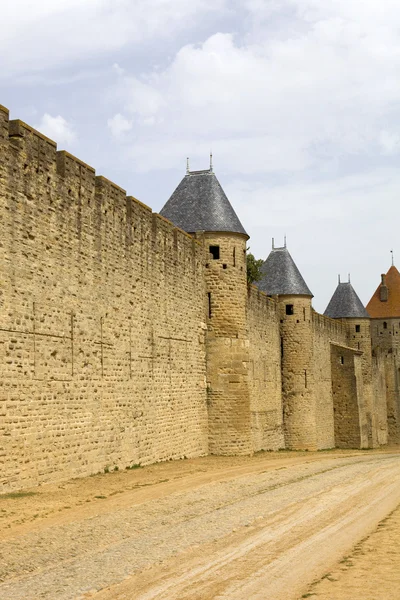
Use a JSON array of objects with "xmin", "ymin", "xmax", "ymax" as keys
[
  {"xmin": 257, "ymin": 246, "xmax": 313, "ymax": 296},
  {"xmin": 324, "ymin": 282, "xmax": 369, "ymax": 319},
  {"xmin": 160, "ymin": 169, "xmax": 248, "ymax": 236}
]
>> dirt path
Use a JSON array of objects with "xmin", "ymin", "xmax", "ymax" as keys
[
  {"xmin": 1, "ymin": 450, "xmax": 400, "ymax": 600},
  {"xmin": 299, "ymin": 502, "xmax": 400, "ymax": 600}
]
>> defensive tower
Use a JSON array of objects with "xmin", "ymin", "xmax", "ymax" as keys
[
  {"xmin": 160, "ymin": 161, "xmax": 251, "ymax": 454},
  {"xmin": 367, "ymin": 265, "xmax": 400, "ymax": 442},
  {"xmin": 325, "ymin": 278, "xmax": 376, "ymax": 448},
  {"xmin": 257, "ymin": 243, "xmax": 315, "ymax": 449}
]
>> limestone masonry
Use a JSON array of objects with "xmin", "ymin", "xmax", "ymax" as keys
[{"xmin": 1, "ymin": 103, "xmax": 399, "ymax": 492}]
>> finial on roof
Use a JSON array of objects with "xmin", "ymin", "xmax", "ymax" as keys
[
  {"xmin": 284, "ymin": 235, "xmax": 287, "ymax": 248},
  {"xmin": 391, "ymin": 249, "xmax": 394, "ymax": 266},
  {"xmin": 272, "ymin": 237, "xmax": 275, "ymax": 250},
  {"xmin": 186, "ymin": 157, "xmax": 190, "ymax": 174},
  {"xmin": 338, "ymin": 274, "xmax": 341, "ymax": 284},
  {"xmin": 348, "ymin": 273, "xmax": 351, "ymax": 283},
  {"xmin": 210, "ymin": 151, "xmax": 213, "ymax": 172}
]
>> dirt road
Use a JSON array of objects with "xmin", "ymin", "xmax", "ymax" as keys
[{"xmin": 1, "ymin": 450, "xmax": 400, "ymax": 600}]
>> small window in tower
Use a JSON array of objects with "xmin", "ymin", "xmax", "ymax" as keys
[
  {"xmin": 209, "ymin": 245, "xmax": 220, "ymax": 260},
  {"xmin": 233, "ymin": 247, "xmax": 236, "ymax": 267},
  {"xmin": 207, "ymin": 292, "xmax": 212, "ymax": 318},
  {"xmin": 355, "ymin": 325, "xmax": 360, "ymax": 333},
  {"xmin": 340, "ymin": 356, "xmax": 344, "ymax": 365},
  {"xmin": 286, "ymin": 304, "xmax": 294, "ymax": 315},
  {"xmin": 383, "ymin": 321, "xmax": 388, "ymax": 329}
]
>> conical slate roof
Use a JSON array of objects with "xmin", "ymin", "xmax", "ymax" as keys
[
  {"xmin": 160, "ymin": 168, "xmax": 248, "ymax": 236},
  {"xmin": 324, "ymin": 282, "xmax": 369, "ymax": 319},
  {"xmin": 257, "ymin": 246, "xmax": 313, "ymax": 296},
  {"xmin": 366, "ymin": 265, "xmax": 400, "ymax": 318}
]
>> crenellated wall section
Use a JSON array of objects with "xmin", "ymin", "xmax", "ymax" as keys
[
  {"xmin": 0, "ymin": 106, "xmax": 208, "ymax": 491},
  {"xmin": 247, "ymin": 287, "xmax": 284, "ymax": 451},
  {"xmin": 0, "ymin": 103, "xmax": 390, "ymax": 492}
]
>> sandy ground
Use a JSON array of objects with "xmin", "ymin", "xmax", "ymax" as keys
[
  {"xmin": 1, "ymin": 449, "xmax": 400, "ymax": 600},
  {"xmin": 298, "ymin": 502, "xmax": 400, "ymax": 600}
]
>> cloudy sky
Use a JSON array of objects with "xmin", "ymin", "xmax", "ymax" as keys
[{"xmin": 2, "ymin": 0, "xmax": 400, "ymax": 311}]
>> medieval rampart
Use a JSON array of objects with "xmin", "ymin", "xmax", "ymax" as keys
[
  {"xmin": 0, "ymin": 106, "xmax": 208, "ymax": 491},
  {"xmin": 247, "ymin": 287, "xmax": 284, "ymax": 450}
]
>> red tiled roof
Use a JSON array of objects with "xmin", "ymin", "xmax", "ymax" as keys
[{"xmin": 366, "ymin": 265, "xmax": 400, "ymax": 318}]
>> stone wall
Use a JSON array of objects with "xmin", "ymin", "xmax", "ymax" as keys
[
  {"xmin": 330, "ymin": 344, "xmax": 368, "ymax": 448},
  {"xmin": 247, "ymin": 287, "xmax": 284, "ymax": 451},
  {"xmin": 311, "ymin": 313, "xmax": 348, "ymax": 449},
  {"xmin": 0, "ymin": 107, "xmax": 208, "ymax": 492}
]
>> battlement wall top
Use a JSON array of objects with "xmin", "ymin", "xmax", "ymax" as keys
[
  {"xmin": 9, "ymin": 119, "xmax": 57, "ymax": 147},
  {"xmin": 0, "ymin": 102, "xmax": 203, "ymax": 263},
  {"xmin": 248, "ymin": 285, "xmax": 278, "ymax": 316}
]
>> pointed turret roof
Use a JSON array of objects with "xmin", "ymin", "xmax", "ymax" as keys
[
  {"xmin": 257, "ymin": 246, "xmax": 313, "ymax": 296},
  {"xmin": 366, "ymin": 265, "xmax": 400, "ymax": 318},
  {"xmin": 160, "ymin": 168, "xmax": 248, "ymax": 236},
  {"xmin": 324, "ymin": 281, "xmax": 369, "ymax": 319}
]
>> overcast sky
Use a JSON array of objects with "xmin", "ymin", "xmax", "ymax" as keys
[{"xmin": 1, "ymin": 0, "xmax": 399, "ymax": 312}]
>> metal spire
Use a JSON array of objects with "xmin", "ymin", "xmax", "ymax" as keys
[
  {"xmin": 210, "ymin": 151, "xmax": 213, "ymax": 172},
  {"xmin": 186, "ymin": 157, "xmax": 190, "ymax": 174},
  {"xmin": 348, "ymin": 273, "xmax": 351, "ymax": 283},
  {"xmin": 338, "ymin": 274, "xmax": 341, "ymax": 284},
  {"xmin": 284, "ymin": 234, "xmax": 287, "ymax": 248},
  {"xmin": 391, "ymin": 249, "xmax": 394, "ymax": 266}
]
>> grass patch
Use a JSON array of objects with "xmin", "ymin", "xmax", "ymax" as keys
[{"xmin": 1, "ymin": 491, "xmax": 37, "ymax": 500}]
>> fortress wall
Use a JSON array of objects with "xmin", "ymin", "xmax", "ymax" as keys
[
  {"xmin": 0, "ymin": 108, "xmax": 208, "ymax": 492},
  {"xmin": 330, "ymin": 345, "xmax": 368, "ymax": 448},
  {"xmin": 311, "ymin": 313, "xmax": 348, "ymax": 448},
  {"xmin": 372, "ymin": 349, "xmax": 388, "ymax": 445},
  {"xmin": 247, "ymin": 287, "xmax": 284, "ymax": 451}
]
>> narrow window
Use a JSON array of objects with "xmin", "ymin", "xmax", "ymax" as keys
[
  {"xmin": 340, "ymin": 356, "xmax": 344, "ymax": 365},
  {"xmin": 280, "ymin": 337, "xmax": 284, "ymax": 358},
  {"xmin": 233, "ymin": 247, "xmax": 236, "ymax": 267},
  {"xmin": 303, "ymin": 307, "xmax": 306, "ymax": 321},
  {"xmin": 383, "ymin": 321, "xmax": 388, "ymax": 329},
  {"xmin": 223, "ymin": 264, "xmax": 227, "ymax": 269},
  {"xmin": 207, "ymin": 292, "xmax": 212, "ymax": 318},
  {"xmin": 355, "ymin": 324, "xmax": 360, "ymax": 333},
  {"xmin": 286, "ymin": 304, "xmax": 294, "ymax": 315},
  {"xmin": 304, "ymin": 369, "xmax": 307, "ymax": 388},
  {"xmin": 209, "ymin": 245, "xmax": 220, "ymax": 260}
]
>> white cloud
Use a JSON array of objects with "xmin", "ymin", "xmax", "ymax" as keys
[
  {"xmin": 107, "ymin": 2, "xmax": 400, "ymax": 176},
  {"xmin": 0, "ymin": 0, "xmax": 229, "ymax": 77},
  {"xmin": 34, "ymin": 114, "xmax": 76, "ymax": 145},
  {"xmin": 379, "ymin": 131, "xmax": 400, "ymax": 156},
  {"xmin": 107, "ymin": 113, "xmax": 133, "ymax": 138}
]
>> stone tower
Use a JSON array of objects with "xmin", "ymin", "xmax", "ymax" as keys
[
  {"xmin": 324, "ymin": 279, "xmax": 378, "ymax": 447},
  {"xmin": 160, "ymin": 162, "xmax": 251, "ymax": 455},
  {"xmin": 257, "ymin": 244, "xmax": 314, "ymax": 449},
  {"xmin": 366, "ymin": 265, "xmax": 400, "ymax": 442}
]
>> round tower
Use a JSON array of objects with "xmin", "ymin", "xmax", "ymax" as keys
[
  {"xmin": 325, "ymin": 277, "xmax": 380, "ymax": 448},
  {"xmin": 258, "ymin": 242, "xmax": 315, "ymax": 450},
  {"xmin": 160, "ymin": 160, "xmax": 251, "ymax": 455},
  {"xmin": 366, "ymin": 264, "xmax": 400, "ymax": 443}
]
